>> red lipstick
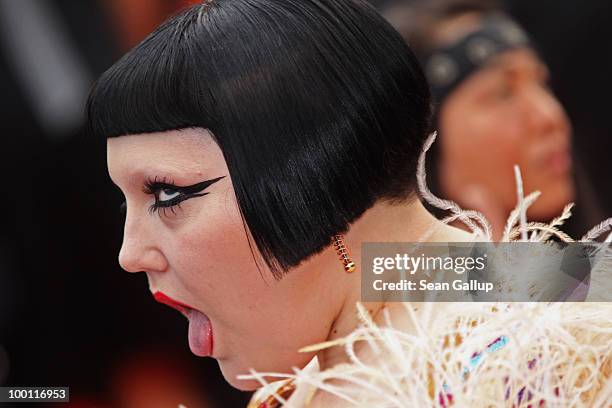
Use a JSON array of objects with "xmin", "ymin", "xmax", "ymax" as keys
[
  {"xmin": 153, "ymin": 291, "xmax": 192, "ymax": 315},
  {"xmin": 152, "ymin": 291, "xmax": 214, "ymax": 357}
]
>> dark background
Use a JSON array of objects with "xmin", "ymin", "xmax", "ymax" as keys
[{"xmin": 0, "ymin": 1, "xmax": 609, "ymax": 407}]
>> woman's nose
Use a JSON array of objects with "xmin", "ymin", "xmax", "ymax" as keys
[
  {"xmin": 118, "ymin": 208, "xmax": 168, "ymax": 274},
  {"xmin": 525, "ymin": 85, "xmax": 570, "ymax": 138}
]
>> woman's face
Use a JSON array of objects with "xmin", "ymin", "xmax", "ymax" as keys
[
  {"xmin": 438, "ymin": 48, "xmax": 574, "ymax": 219},
  {"xmin": 107, "ymin": 129, "xmax": 344, "ymax": 390}
]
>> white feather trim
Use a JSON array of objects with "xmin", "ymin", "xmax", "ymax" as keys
[{"xmin": 239, "ymin": 133, "xmax": 611, "ymax": 407}]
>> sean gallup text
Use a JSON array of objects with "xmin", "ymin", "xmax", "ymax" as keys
[{"xmin": 372, "ymin": 279, "xmax": 494, "ymax": 293}]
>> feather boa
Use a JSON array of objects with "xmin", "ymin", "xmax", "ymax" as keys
[{"xmin": 237, "ymin": 133, "xmax": 612, "ymax": 407}]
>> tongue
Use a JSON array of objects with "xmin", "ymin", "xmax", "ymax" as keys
[{"xmin": 188, "ymin": 309, "xmax": 213, "ymax": 357}]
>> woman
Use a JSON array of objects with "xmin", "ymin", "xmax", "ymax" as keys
[
  {"xmin": 87, "ymin": 0, "xmax": 611, "ymax": 406},
  {"xmin": 88, "ymin": 0, "xmax": 466, "ymax": 391},
  {"xmin": 382, "ymin": 0, "xmax": 604, "ymax": 239}
]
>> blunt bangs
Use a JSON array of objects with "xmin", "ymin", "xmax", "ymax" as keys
[{"xmin": 87, "ymin": 0, "xmax": 431, "ymax": 278}]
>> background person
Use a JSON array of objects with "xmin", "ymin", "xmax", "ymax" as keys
[{"xmin": 379, "ymin": 0, "xmax": 606, "ymax": 239}]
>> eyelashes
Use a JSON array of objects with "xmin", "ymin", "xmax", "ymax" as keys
[
  {"xmin": 145, "ymin": 175, "xmax": 226, "ymax": 216},
  {"xmin": 119, "ymin": 175, "xmax": 225, "ymax": 217}
]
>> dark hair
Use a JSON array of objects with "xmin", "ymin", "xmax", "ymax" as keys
[
  {"xmin": 377, "ymin": 0, "xmax": 501, "ymax": 220},
  {"xmin": 380, "ymin": 0, "xmax": 502, "ymax": 59},
  {"xmin": 87, "ymin": 0, "xmax": 431, "ymax": 278}
]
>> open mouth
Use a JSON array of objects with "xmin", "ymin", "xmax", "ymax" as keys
[
  {"xmin": 152, "ymin": 291, "xmax": 214, "ymax": 357},
  {"xmin": 153, "ymin": 291, "xmax": 193, "ymax": 317},
  {"xmin": 545, "ymin": 149, "xmax": 572, "ymax": 176}
]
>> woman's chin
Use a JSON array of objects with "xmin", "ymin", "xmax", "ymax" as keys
[
  {"xmin": 527, "ymin": 179, "xmax": 576, "ymax": 221},
  {"xmin": 227, "ymin": 377, "xmax": 262, "ymax": 392},
  {"xmin": 218, "ymin": 354, "xmax": 313, "ymax": 391},
  {"xmin": 217, "ymin": 360, "xmax": 266, "ymax": 391}
]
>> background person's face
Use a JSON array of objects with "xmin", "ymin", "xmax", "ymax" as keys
[
  {"xmin": 438, "ymin": 48, "xmax": 574, "ymax": 220},
  {"xmin": 106, "ymin": 129, "xmax": 343, "ymax": 390}
]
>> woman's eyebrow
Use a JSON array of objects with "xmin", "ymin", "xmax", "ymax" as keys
[{"xmin": 126, "ymin": 166, "xmax": 208, "ymax": 184}]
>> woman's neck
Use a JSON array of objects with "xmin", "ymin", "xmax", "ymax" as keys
[{"xmin": 316, "ymin": 196, "xmax": 473, "ymax": 371}]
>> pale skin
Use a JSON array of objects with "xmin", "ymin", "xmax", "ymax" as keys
[{"xmin": 107, "ymin": 128, "xmax": 472, "ymax": 397}]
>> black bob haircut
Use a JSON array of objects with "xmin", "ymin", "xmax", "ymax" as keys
[{"xmin": 87, "ymin": 0, "xmax": 431, "ymax": 279}]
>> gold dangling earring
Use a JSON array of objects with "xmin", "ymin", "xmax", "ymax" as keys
[{"xmin": 332, "ymin": 234, "xmax": 356, "ymax": 273}]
